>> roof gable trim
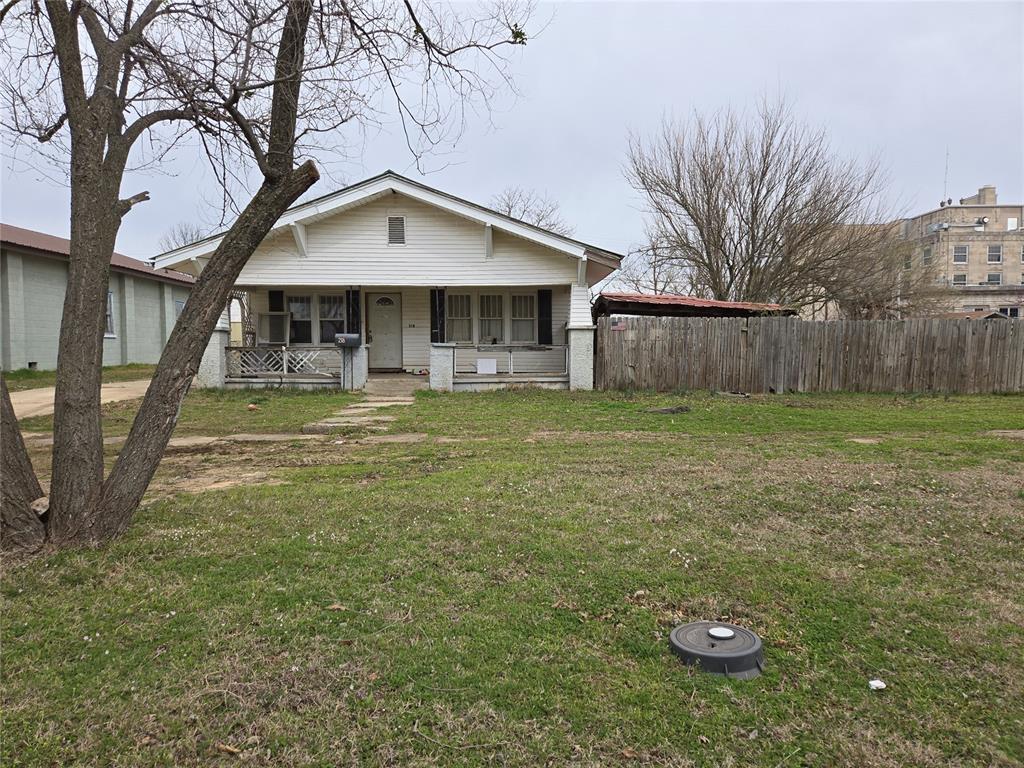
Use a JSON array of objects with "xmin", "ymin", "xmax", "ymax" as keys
[{"xmin": 153, "ymin": 172, "xmax": 611, "ymax": 270}]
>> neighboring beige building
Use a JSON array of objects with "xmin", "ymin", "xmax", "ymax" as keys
[{"xmin": 902, "ymin": 185, "xmax": 1024, "ymax": 318}]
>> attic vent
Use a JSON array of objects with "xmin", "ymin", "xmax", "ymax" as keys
[{"xmin": 387, "ymin": 215, "xmax": 406, "ymax": 245}]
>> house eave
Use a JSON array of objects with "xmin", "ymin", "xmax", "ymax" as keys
[{"xmin": 151, "ymin": 171, "xmax": 624, "ymax": 272}]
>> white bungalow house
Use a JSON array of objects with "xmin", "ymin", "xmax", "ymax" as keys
[{"xmin": 152, "ymin": 171, "xmax": 622, "ymax": 391}]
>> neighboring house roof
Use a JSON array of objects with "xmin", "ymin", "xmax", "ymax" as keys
[
  {"xmin": 934, "ymin": 310, "xmax": 1008, "ymax": 321},
  {"xmin": 151, "ymin": 170, "xmax": 624, "ymax": 272},
  {"xmin": 593, "ymin": 292, "xmax": 796, "ymax": 319},
  {"xmin": 1, "ymin": 223, "xmax": 195, "ymax": 286}
]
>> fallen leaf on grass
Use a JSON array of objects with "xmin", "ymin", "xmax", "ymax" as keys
[
  {"xmin": 327, "ymin": 603, "xmax": 347, "ymax": 611},
  {"xmin": 216, "ymin": 742, "xmax": 241, "ymax": 755}
]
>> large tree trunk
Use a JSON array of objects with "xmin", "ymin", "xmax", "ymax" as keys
[
  {"xmin": 47, "ymin": 176, "xmax": 123, "ymax": 545},
  {"xmin": 1, "ymin": 377, "xmax": 46, "ymax": 552},
  {"xmin": 95, "ymin": 163, "xmax": 319, "ymax": 537}
]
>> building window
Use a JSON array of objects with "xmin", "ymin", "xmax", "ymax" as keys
[
  {"xmin": 479, "ymin": 294, "xmax": 504, "ymax": 343},
  {"xmin": 988, "ymin": 245, "xmax": 1003, "ymax": 263},
  {"xmin": 318, "ymin": 295, "xmax": 345, "ymax": 342},
  {"xmin": 387, "ymin": 215, "xmax": 406, "ymax": 245},
  {"xmin": 511, "ymin": 294, "xmax": 537, "ymax": 343},
  {"xmin": 105, "ymin": 291, "xmax": 116, "ymax": 336},
  {"xmin": 953, "ymin": 245, "xmax": 968, "ymax": 264},
  {"xmin": 1020, "ymin": 244, "xmax": 1024, "ymax": 263},
  {"xmin": 952, "ymin": 273, "xmax": 967, "ymax": 286},
  {"xmin": 922, "ymin": 247, "xmax": 932, "ymax": 266},
  {"xmin": 288, "ymin": 295, "xmax": 312, "ymax": 343},
  {"xmin": 903, "ymin": 253, "xmax": 912, "ymax": 270},
  {"xmin": 998, "ymin": 307, "xmax": 1020, "ymax": 318},
  {"xmin": 174, "ymin": 299, "xmax": 186, "ymax": 318},
  {"xmin": 986, "ymin": 273, "xmax": 1002, "ymax": 286},
  {"xmin": 445, "ymin": 294, "xmax": 472, "ymax": 343}
]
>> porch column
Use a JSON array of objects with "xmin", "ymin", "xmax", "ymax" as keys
[
  {"xmin": 566, "ymin": 283, "xmax": 595, "ymax": 391},
  {"xmin": 347, "ymin": 345, "xmax": 369, "ymax": 390},
  {"xmin": 429, "ymin": 343, "xmax": 455, "ymax": 391},
  {"xmin": 567, "ymin": 327, "xmax": 595, "ymax": 391},
  {"xmin": 196, "ymin": 326, "xmax": 230, "ymax": 388}
]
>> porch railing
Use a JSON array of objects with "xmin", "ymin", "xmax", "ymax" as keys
[
  {"xmin": 453, "ymin": 344, "xmax": 568, "ymax": 377},
  {"xmin": 226, "ymin": 346, "xmax": 341, "ymax": 378}
]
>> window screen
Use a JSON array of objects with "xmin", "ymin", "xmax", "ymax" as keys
[
  {"xmin": 511, "ymin": 294, "xmax": 536, "ymax": 343},
  {"xmin": 479, "ymin": 294, "xmax": 504, "ymax": 343},
  {"xmin": 288, "ymin": 295, "xmax": 312, "ymax": 343},
  {"xmin": 446, "ymin": 294, "xmax": 472, "ymax": 343},
  {"xmin": 988, "ymin": 245, "xmax": 1002, "ymax": 263},
  {"xmin": 953, "ymin": 245, "xmax": 968, "ymax": 263},
  {"xmin": 318, "ymin": 295, "xmax": 345, "ymax": 342}
]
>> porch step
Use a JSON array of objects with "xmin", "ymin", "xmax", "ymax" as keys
[
  {"xmin": 302, "ymin": 413, "xmax": 398, "ymax": 434},
  {"xmin": 345, "ymin": 399, "xmax": 415, "ymax": 409}
]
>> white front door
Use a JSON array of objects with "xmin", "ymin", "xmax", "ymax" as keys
[{"xmin": 367, "ymin": 293, "xmax": 403, "ymax": 369}]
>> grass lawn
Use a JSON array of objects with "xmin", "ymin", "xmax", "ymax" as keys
[
  {"xmin": 3, "ymin": 390, "xmax": 1023, "ymax": 766},
  {"xmin": 3, "ymin": 363, "xmax": 157, "ymax": 391}
]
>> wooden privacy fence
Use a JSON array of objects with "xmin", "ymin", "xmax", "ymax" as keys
[{"xmin": 595, "ymin": 316, "xmax": 1024, "ymax": 394}]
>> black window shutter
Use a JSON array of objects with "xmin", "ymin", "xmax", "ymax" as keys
[
  {"xmin": 430, "ymin": 288, "xmax": 446, "ymax": 343},
  {"xmin": 537, "ymin": 289, "xmax": 553, "ymax": 345},
  {"xmin": 346, "ymin": 289, "xmax": 361, "ymax": 336},
  {"xmin": 268, "ymin": 290, "xmax": 284, "ymax": 313}
]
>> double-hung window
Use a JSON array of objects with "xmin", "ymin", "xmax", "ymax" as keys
[
  {"xmin": 953, "ymin": 245, "xmax": 968, "ymax": 264},
  {"xmin": 951, "ymin": 273, "xmax": 967, "ymax": 286},
  {"xmin": 478, "ymin": 294, "xmax": 504, "ymax": 343},
  {"xmin": 988, "ymin": 245, "xmax": 1003, "ymax": 263},
  {"xmin": 986, "ymin": 273, "xmax": 1002, "ymax": 286},
  {"xmin": 922, "ymin": 247, "xmax": 932, "ymax": 266},
  {"xmin": 288, "ymin": 295, "xmax": 312, "ymax": 343},
  {"xmin": 318, "ymin": 295, "xmax": 345, "ymax": 342},
  {"xmin": 511, "ymin": 294, "xmax": 536, "ymax": 343},
  {"xmin": 445, "ymin": 294, "xmax": 472, "ymax": 343}
]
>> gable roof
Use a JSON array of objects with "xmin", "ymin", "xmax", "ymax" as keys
[
  {"xmin": 151, "ymin": 170, "xmax": 623, "ymax": 271},
  {"xmin": 1, "ymin": 223, "xmax": 194, "ymax": 286}
]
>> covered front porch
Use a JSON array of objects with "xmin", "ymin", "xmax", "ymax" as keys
[{"xmin": 206, "ymin": 283, "xmax": 594, "ymax": 391}]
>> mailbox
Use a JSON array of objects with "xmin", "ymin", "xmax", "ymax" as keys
[{"xmin": 334, "ymin": 333, "xmax": 362, "ymax": 347}]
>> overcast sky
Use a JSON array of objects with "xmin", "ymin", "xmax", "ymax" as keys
[{"xmin": 2, "ymin": 1, "xmax": 1021, "ymax": 259}]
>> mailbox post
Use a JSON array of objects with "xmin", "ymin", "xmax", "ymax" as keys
[{"xmin": 334, "ymin": 333, "xmax": 363, "ymax": 389}]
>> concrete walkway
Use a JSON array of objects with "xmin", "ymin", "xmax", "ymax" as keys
[{"xmin": 10, "ymin": 379, "xmax": 151, "ymax": 419}]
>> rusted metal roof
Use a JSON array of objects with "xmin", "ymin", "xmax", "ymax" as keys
[
  {"xmin": 593, "ymin": 291, "xmax": 795, "ymax": 319},
  {"xmin": 1, "ymin": 223, "xmax": 194, "ymax": 286},
  {"xmin": 934, "ymin": 310, "xmax": 1008, "ymax": 321}
]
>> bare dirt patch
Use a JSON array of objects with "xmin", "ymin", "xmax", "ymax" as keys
[{"xmin": 986, "ymin": 429, "xmax": 1024, "ymax": 440}]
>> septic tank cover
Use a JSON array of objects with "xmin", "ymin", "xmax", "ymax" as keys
[{"xmin": 669, "ymin": 621, "xmax": 764, "ymax": 680}]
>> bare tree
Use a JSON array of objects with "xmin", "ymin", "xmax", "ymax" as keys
[
  {"xmin": 627, "ymin": 99, "xmax": 903, "ymax": 310},
  {"xmin": 158, "ymin": 221, "xmax": 209, "ymax": 253},
  {"xmin": 490, "ymin": 186, "xmax": 573, "ymax": 236},
  {"xmin": 825, "ymin": 226, "xmax": 946, "ymax": 319},
  {"xmin": 610, "ymin": 223, "xmax": 689, "ymax": 295},
  {"xmin": 0, "ymin": 1, "xmax": 530, "ymax": 552}
]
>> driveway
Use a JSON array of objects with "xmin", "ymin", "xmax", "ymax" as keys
[{"xmin": 11, "ymin": 379, "xmax": 151, "ymax": 419}]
